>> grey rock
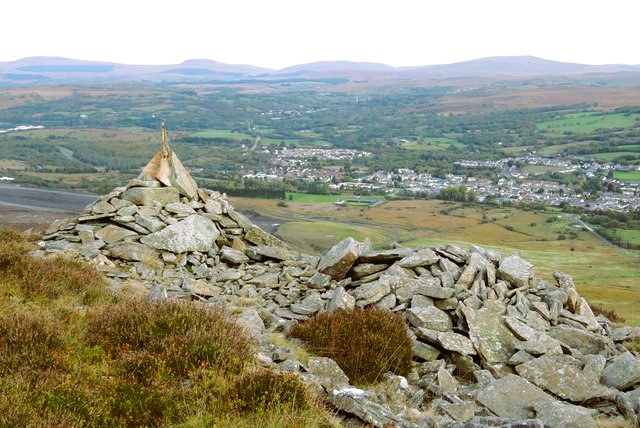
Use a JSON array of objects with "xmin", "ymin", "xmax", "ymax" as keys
[
  {"xmin": 575, "ymin": 298, "xmax": 599, "ymax": 331},
  {"xmin": 182, "ymin": 278, "xmax": 220, "ymax": 297},
  {"xmin": 226, "ymin": 207, "xmax": 254, "ymax": 231},
  {"xmin": 328, "ymin": 286, "xmax": 356, "ymax": 312},
  {"xmin": 307, "ymin": 271, "xmax": 332, "ymax": 289},
  {"xmin": 397, "ymin": 248, "xmax": 439, "ymax": 268},
  {"xmin": 254, "ymin": 245, "xmax": 299, "ymax": 261},
  {"xmin": 601, "ymin": 352, "xmax": 640, "ymax": 390},
  {"xmin": 532, "ymin": 400, "xmax": 597, "ymax": 428},
  {"xmin": 548, "ymin": 324, "xmax": 608, "ymax": 355},
  {"xmin": 235, "ymin": 307, "xmax": 266, "ymax": 338},
  {"xmin": 516, "ymin": 354, "xmax": 613, "ymax": 401},
  {"xmin": 350, "ymin": 263, "xmax": 389, "ymax": 280},
  {"xmin": 221, "ymin": 247, "xmax": 250, "ymax": 264},
  {"xmin": 317, "ymin": 237, "xmax": 361, "ymax": 281},
  {"xmin": 358, "ymin": 247, "xmax": 414, "ymax": 264},
  {"xmin": 462, "ymin": 304, "xmax": 518, "ymax": 365},
  {"xmin": 204, "ymin": 198, "xmax": 223, "ymax": 215},
  {"xmin": 92, "ymin": 200, "xmax": 116, "ymax": 214},
  {"xmin": 95, "ymin": 224, "xmax": 139, "ymax": 244},
  {"xmin": 514, "ymin": 333, "xmax": 563, "ymax": 357},
  {"xmin": 140, "ymin": 214, "xmax": 219, "ymax": 253},
  {"xmin": 249, "ymin": 272, "xmax": 280, "ymax": 288},
  {"xmin": 291, "ymin": 293, "xmax": 325, "ymax": 316},
  {"xmin": 611, "ymin": 326, "xmax": 640, "ymax": 342},
  {"xmin": 437, "ymin": 331, "xmax": 477, "ymax": 355},
  {"xmin": 353, "ymin": 277, "xmax": 392, "ymax": 307},
  {"xmin": 328, "ymin": 387, "xmax": 405, "ymax": 428},
  {"xmin": 498, "ymin": 254, "xmax": 533, "ymax": 288},
  {"xmin": 244, "ymin": 225, "xmax": 288, "ymax": 248},
  {"xmin": 376, "ymin": 293, "xmax": 396, "ymax": 310},
  {"xmin": 135, "ymin": 214, "xmax": 166, "ymax": 233},
  {"xmin": 106, "ymin": 241, "xmax": 160, "ymax": 262},
  {"xmin": 415, "ymin": 285, "xmax": 456, "ymax": 300},
  {"xmin": 307, "ymin": 357, "xmax": 349, "ymax": 389},
  {"xmin": 406, "ymin": 305, "xmax": 452, "ymax": 332},
  {"xmin": 412, "ymin": 340, "xmax": 441, "ymax": 361},
  {"xmin": 476, "ymin": 374, "xmax": 553, "ymax": 420},
  {"xmin": 165, "ymin": 202, "xmax": 196, "ymax": 215},
  {"xmin": 120, "ymin": 187, "xmax": 180, "ymax": 206}
]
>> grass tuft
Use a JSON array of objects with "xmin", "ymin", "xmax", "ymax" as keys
[
  {"xmin": 231, "ymin": 369, "xmax": 315, "ymax": 412},
  {"xmin": 290, "ymin": 307, "xmax": 413, "ymax": 385}
]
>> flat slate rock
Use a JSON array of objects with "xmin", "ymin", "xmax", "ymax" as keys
[{"xmin": 140, "ymin": 214, "xmax": 219, "ymax": 253}]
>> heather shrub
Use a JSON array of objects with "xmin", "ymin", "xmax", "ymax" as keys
[
  {"xmin": 0, "ymin": 227, "xmax": 31, "ymax": 270},
  {"xmin": 591, "ymin": 304, "xmax": 626, "ymax": 324},
  {"xmin": 290, "ymin": 307, "xmax": 413, "ymax": 384},
  {"xmin": 0, "ymin": 306, "xmax": 65, "ymax": 376},
  {"xmin": 231, "ymin": 370, "xmax": 314, "ymax": 413},
  {"xmin": 86, "ymin": 298, "xmax": 255, "ymax": 380},
  {"xmin": 0, "ymin": 227, "xmax": 109, "ymax": 303}
]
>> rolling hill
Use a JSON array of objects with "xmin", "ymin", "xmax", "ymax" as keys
[{"xmin": 1, "ymin": 55, "xmax": 639, "ymax": 87}]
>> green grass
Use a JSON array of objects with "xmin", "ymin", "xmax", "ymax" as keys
[
  {"xmin": 286, "ymin": 192, "xmax": 381, "ymax": 204},
  {"xmin": 613, "ymin": 170, "xmax": 640, "ymax": 181},
  {"xmin": 401, "ymin": 137, "xmax": 463, "ymax": 151},
  {"xmin": 277, "ymin": 221, "xmax": 392, "ymax": 253},
  {"xmin": 591, "ymin": 151, "xmax": 639, "ymax": 161},
  {"xmin": 189, "ymin": 129, "xmax": 254, "ymax": 140},
  {"xmin": 615, "ymin": 229, "xmax": 640, "ymax": 246},
  {"xmin": 537, "ymin": 112, "xmax": 640, "ymax": 134}
]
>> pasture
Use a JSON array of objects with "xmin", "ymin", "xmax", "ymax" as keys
[
  {"xmin": 537, "ymin": 112, "xmax": 640, "ymax": 134},
  {"xmin": 613, "ymin": 170, "xmax": 640, "ymax": 181}
]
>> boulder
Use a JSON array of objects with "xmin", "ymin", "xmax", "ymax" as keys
[
  {"xmin": 244, "ymin": 225, "xmax": 288, "ymax": 248},
  {"xmin": 498, "ymin": 254, "xmax": 533, "ymax": 287},
  {"xmin": 106, "ymin": 241, "xmax": 160, "ymax": 262},
  {"xmin": 601, "ymin": 352, "xmax": 640, "ymax": 390},
  {"xmin": 307, "ymin": 357, "xmax": 349, "ymax": 389},
  {"xmin": 462, "ymin": 304, "xmax": 518, "ymax": 366},
  {"xmin": 406, "ymin": 305, "xmax": 452, "ymax": 332},
  {"xmin": 476, "ymin": 374, "xmax": 554, "ymax": 420},
  {"xmin": 95, "ymin": 224, "xmax": 139, "ymax": 244},
  {"xmin": 120, "ymin": 187, "xmax": 180, "ymax": 206},
  {"xmin": 328, "ymin": 286, "xmax": 356, "ymax": 312},
  {"xmin": 352, "ymin": 277, "xmax": 392, "ymax": 307},
  {"xmin": 317, "ymin": 237, "xmax": 361, "ymax": 281},
  {"xmin": 437, "ymin": 331, "xmax": 477, "ymax": 355},
  {"xmin": 140, "ymin": 214, "xmax": 219, "ymax": 253},
  {"xmin": 397, "ymin": 248, "xmax": 439, "ymax": 268},
  {"xmin": 515, "ymin": 354, "xmax": 613, "ymax": 401}
]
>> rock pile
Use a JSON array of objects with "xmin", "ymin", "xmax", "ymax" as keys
[{"xmin": 35, "ymin": 140, "xmax": 640, "ymax": 428}]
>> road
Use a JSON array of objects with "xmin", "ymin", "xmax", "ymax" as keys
[{"xmin": 0, "ymin": 182, "xmax": 98, "ymax": 212}]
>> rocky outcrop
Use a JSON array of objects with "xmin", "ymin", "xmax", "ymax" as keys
[{"xmin": 34, "ymin": 141, "xmax": 640, "ymax": 428}]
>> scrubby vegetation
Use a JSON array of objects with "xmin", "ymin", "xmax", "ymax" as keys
[
  {"xmin": 290, "ymin": 307, "xmax": 413, "ymax": 385},
  {"xmin": 0, "ymin": 228, "xmax": 338, "ymax": 427}
]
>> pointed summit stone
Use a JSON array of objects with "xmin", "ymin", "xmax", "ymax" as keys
[{"xmin": 140, "ymin": 126, "xmax": 198, "ymax": 199}]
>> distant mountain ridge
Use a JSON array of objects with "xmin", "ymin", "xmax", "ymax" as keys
[{"xmin": 1, "ymin": 55, "xmax": 639, "ymax": 86}]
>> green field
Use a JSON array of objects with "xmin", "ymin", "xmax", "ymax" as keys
[
  {"xmin": 189, "ymin": 129, "xmax": 254, "ymax": 140},
  {"xmin": 591, "ymin": 151, "xmax": 639, "ymax": 161},
  {"xmin": 285, "ymin": 192, "xmax": 381, "ymax": 204},
  {"xmin": 613, "ymin": 170, "xmax": 640, "ymax": 181},
  {"xmin": 537, "ymin": 112, "xmax": 640, "ymax": 134},
  {"xmin": 616, "ymin": 229, "xmax": 640, "ymax": 246},
  {"xmin": 401, "ymin": 137, "xmax": 464, "ymax": 152}
]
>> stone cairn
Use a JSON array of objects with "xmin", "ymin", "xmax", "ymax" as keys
[{"xmin": 35, "ymin": 132, "xmax": 640, "ymax": 428}]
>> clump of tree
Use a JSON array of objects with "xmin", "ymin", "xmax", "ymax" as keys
[{"xmin": 437, "ymin": 185, "xmax": 477, "ymax": 202}]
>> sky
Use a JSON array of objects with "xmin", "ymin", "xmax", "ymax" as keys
[{"xmin": 2, "ymin": 0, "xmax": 639, "ymax": 70}]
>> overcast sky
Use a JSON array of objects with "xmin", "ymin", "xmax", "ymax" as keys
[{"xmin": 3, "ymin": 0, "xmax": 638, "ymax": 69}]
